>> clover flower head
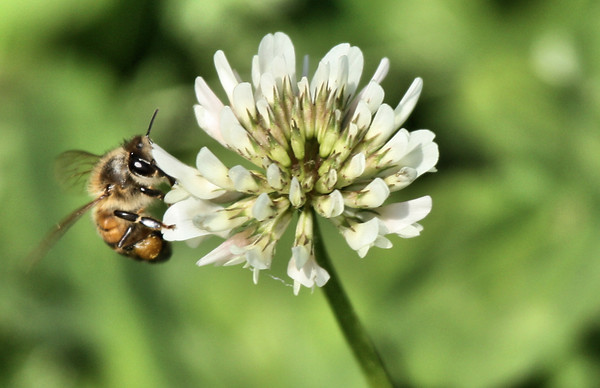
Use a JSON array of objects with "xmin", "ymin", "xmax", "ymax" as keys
[{"xmin": 152, "ymin": 32, "xmax": 438, "ymax": 294}]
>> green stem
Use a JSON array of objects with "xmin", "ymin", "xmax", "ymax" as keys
[{"xmin": 312, "ymin": 211, "xmax": 395, "ymax": 388}]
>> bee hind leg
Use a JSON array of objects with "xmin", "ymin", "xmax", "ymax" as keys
[
  {"xmin": 116, "ymin": 224, "xmax": 135, "ymax": 249},
  {"xmin": 114, "ymin": 223, "xmax": 171, "ymax": 262}
]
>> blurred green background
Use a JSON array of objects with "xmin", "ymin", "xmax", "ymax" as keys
[{"xmin": 2, "ymin": 0, "xmax": 600, "ymax": 387}]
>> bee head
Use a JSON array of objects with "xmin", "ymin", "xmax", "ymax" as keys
[
  {"xmin": 126, "ymin": 136, "xmax": 155, "ymax": 178},
  {"xmin": 125, "ymin": 110, "xmax": 174, "ymax": 185}
]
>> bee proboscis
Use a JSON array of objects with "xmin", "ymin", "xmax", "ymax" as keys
[{"xmin": 27, "ymin": 110, "xmax": 174, "ymax": 269}]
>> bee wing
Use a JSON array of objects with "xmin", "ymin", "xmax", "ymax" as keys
[
  {"xmin": 25, "ymin": 194, "xmax": 108, "ymax": 271},
  {"xmin": 55, "ymin": 150, "xmax": 101, "ymax": 193}
]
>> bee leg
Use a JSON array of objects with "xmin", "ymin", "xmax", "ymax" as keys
[
  {"xmin": 114, "ymin": 210, "xmax": 175, "ymax": 230},
  {"xmin": 116, "ymin": 225, "xmax": 135, "ymax": 249},
  {"xmin": 139, "ymin": 186, "xmax": 164, "ymax": 199},
  {"xmin": 155, "ymin": 166, "xmax": 176, "ymax": 186}
]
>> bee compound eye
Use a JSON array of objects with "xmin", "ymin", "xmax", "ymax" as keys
[{"xmin": 129, "ymin": 153, "xmax": 155, "ymax": 176}]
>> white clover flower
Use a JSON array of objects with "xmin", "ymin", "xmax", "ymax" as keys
[{"xmin": 153, "ymin": 32, "xmax": 439, "ymax": 294}]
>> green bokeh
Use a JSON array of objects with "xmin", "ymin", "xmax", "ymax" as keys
[{"xmin": 2, "ymin": 0, "xmax": 600, "ymax": 387}]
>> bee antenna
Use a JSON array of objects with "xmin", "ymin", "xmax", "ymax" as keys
[{"xmin": 146, "ymin": 109, "xmax": 159, "ymax": 137}]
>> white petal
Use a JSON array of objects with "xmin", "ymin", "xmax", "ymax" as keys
[
  {"xmin": 151, "ymin": 143, "xmax": 192, "ymax": 178},
  {"xmin": 313, "ymin": 265, "xmax": 330, "ymax": 287},
  {"xmin": 246, "ymin": 245, "xmax": 273, "ymax": 271},
  {"xmin": 345, "ymin": 46, "xmax": 364, "ymax": 96},
  {"xmin": 375, "ymin": 128, "xmax": 438, "ymax": 174},
  {"xmin": 287, "ymin": 252, "xmax": 330, "ymax": 295},
  {"xmin": 289, "ymin": 176, "xmax": 305, "ymax": 207},
  {"xmin": 291, "ymin": 245, "xmax": 310, "ymax": 270},
  {"xmin": 162, "ymin": 197, "xmax": 220, "ymax": 241},
  {"xmin": 195, "ymin": 208, "xmax": 249, "ymax": 233},
  {"xmin": 344, "ymin": 218, "xmax": 389, "ymax": 257},
  {"xmin": 273, "ymin": 32, "xmax": 296, "ymax": 80},
  {"xmin": 370, "ymin": 58, "xmax": 390, "ymax": 84},
  {"xmin": 411, "ymin": 142, "xmax": 439, "ymax": 177},
  {"xmin": 163, "ymin": 185, "xmax": 190, "ymax": 204},
  {"xmin": 196, "ymin": 233, "xmax": 250, "ymax": 267},
  {"xmin": 394, "ymin": 77, "xmax": 423, "ymax": 129},
  {"xmin": 251, "ymin": 54, "xmax": 260, "ymax": 89},
  {"xmin": 376, "ymin": 196, "xmax": 432, "ymax": 236},
  {"xmin": 270, "ymin": 56, "xmax": 291, "ymax": 91},
  {"xmin": 257, "ymin": 32, "xmax": 296, "ymax": 80},
  {"xmin": 341, "ymin": 153, "xmax": 365, "ymax": 181},
  {"xmin": 314, "ymin": 190, "xmax": 344, "ymax": 218},
  {"xmin": 196, "ymin": 147, "xmax": 234, "ymax": 190},
  {"xmin": 257, "ymin": 34, "xmax": 275, "ymax": 74},
  {"xmin": 399, "ymin": 130, "xmax": 439, "ymax": 176},
  {"xmin": 384, "ymin": 166, "xmax": 418, "ymax": 192},
  {"xmin": 252, "ymin": 266, "xmax": 261, "ymax": 284},
  {"xmin": 293, "ymin": 281, "xmax": 301, "ymax": 295},
  {"xmin": 152, "ymin": 143, "xmax": 226, "ymax": 199},
  {"xmin": 252, "ymin": 193, "xmax": 275, "ymax": 221},
  {"xmin": 229, "ymin": 165, "xmax": 259, "ymax": 192},
  {"xmin": 195, "ymin": 76, "xmax": 224, "ymax": 110},
  {"xmin": 255, "ymin": 98, "xmax": 271, "ymax": 128},
  {"xmin": 231, "ymin": 83, "xmax": 256, "ymax": 128},
  {"xmin": 310, "ymin": 60, "xmax": 330, "ymax": 98},
  {"xmin": 214, "ymin": 50, "xmax": 239, "ymax": 103},
  {"xmin": 376, "ymin": 129, "xmax": 410, "ymax": 165},
  {"xmin": 194, "ymin": 104, "xmax": 224, "ymax": 145},
  {"xmin": 297, "ymin": 76, "xmax": 311, "ymax": 100},
  {"xmin": 318, "ymin": 43, "xmax": 364, "ymax": 97},
  {"xmin": 343, "ymin": 178, "xmax": 390, "ymax": 208},
  {"xmin": 194, "ymin": 77, "xmax": 225, "ymax": 144},
  {"xmin": 252, "ymin": 32, "xmax": 297, "ymax": 97},
  {"xmin": 364, "ymin": 103, "xmax": 395, "ymax": 145},
  {"xmin": 266, "ymin": 163, "xmax": 285, "ymax": 190},
  {"xmin": 374, "ymin": 236, "xmax": 393, "ymax": 249},
  {"xmin": 333, "ymin": 54, "xmax": 349, "ymax": 94},
  {"xmin": 357, "ymin": 246, "xmax": 370, "ymax": 258},
  {"xmin": 408, "ymin": 128, "xmax": 436, "ymax": 145},
  {"xmin": 350, "ymin": 100, "xmax": 373, "ymax": 132},
  {"xmin": 362, "ymin": 178, "xmax": 391, "ymax": 207},
  {"xmin": 196, "ymin": 244, "xmax": 235, "ymax": 266},
  {"xmin": 315, "ymin": 168, "xmax": 337, "ymax": 193},
  {"xmin": 396, "ymin": 223, "xmax": 424, "ymax": 238},
  {"xmin": 259, "ymin": 72, "xmax": 277, "ymax": 104},
  {"xmin": 356, "ymin": 81, "xmax": 385, "ymax": 114},
  {"xmin": 320, "ymin": 43, "xmax": 350, "ymax": 66},
  {"xmin": 343, "ymin": 218, "xmax": 380, "ymax": 251},
  {"xmin": 220, "ymin": 107, "xmax": 255, "ymax": 156}
]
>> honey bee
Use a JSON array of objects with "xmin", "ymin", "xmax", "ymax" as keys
[{"xmin": 28, "ymin": 110, "xmax": 175, "ymax": 267}]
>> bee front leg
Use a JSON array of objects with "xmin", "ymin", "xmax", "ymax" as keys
[{"xmin": 113, "ymin": 210, "xmax": 174, "ymax": 230}]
